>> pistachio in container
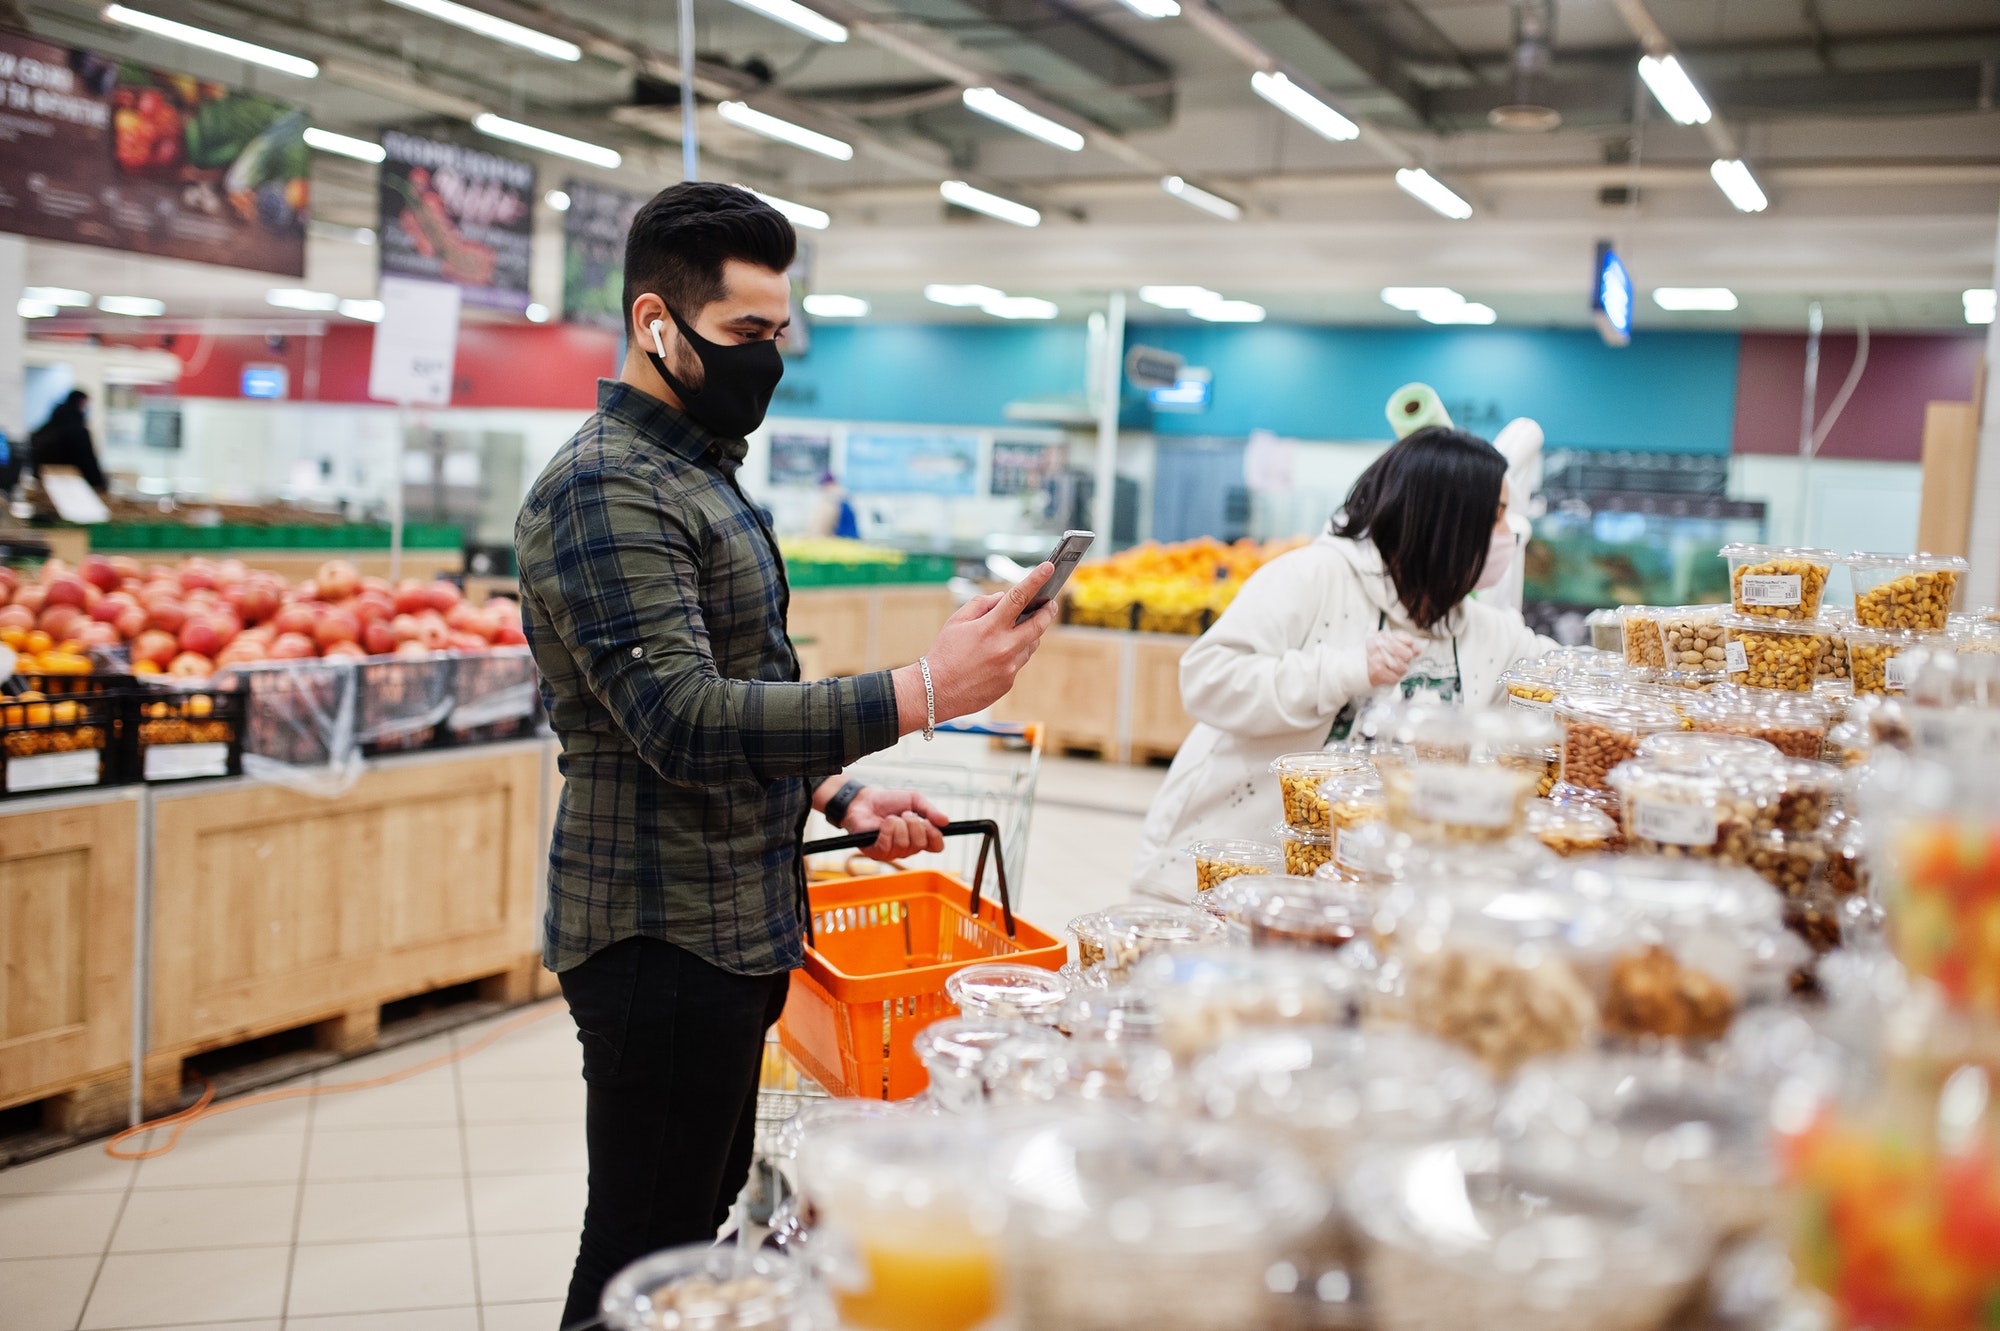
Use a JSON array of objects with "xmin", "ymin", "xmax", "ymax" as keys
[
  {"xmin": 600, "ymin": 1244, "xmax": 827, "ymax": 1331},
  {"xmin": 1721, "ymin": 542, "xmax": 1835, "ymax": 621},
  {"xmin": 1183, "ymin": 837, "xmax": 1283, "ymax": 893},
  {"xmin": 1845, "ymin": 551, "xmax": 1967, "ymax": 631},
  {"xmin": 1345, "ymin": 1137, "xmax": 1713, "ymax": 1331}
]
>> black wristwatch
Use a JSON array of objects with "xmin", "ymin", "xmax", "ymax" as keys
[{"xmin": 823, "ymin": 778, "xmax": 867, "ymax": 828}]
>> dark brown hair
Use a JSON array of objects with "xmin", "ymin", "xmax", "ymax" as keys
[
  {"xmin": 622, "ymin": 182, "xmax": 796, "ymax": 328},
  {"xmin": 1333, "ymin": 425, "xmax": 1507, "ymax": 630}
]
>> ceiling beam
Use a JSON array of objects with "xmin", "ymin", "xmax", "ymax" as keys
[
  {"xmin": 1265, "ymin": 0, "xmax": 1434, "ymax": 123},
  {"xmin": 932, "ymin": 0, "xmax": 1174, "ymax": 129}
]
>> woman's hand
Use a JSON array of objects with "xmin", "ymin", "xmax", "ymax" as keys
[
  {"xmin": 841, "ymin": 787, "xmax": 949, "ymax": 862},
  {"xmin": 1365, "ymin": 629, "xmax": 1420, "ymax": 687}
]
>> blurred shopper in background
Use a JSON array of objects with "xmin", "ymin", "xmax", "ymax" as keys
[
  {"xmin": 514, "ymin": 181, "xmax": 1059, "ymax": 1329},
  {"xmin": 29, "ymin": 390, "xmax": 107, "ymax": 493},
  {"xmin": 1131, "ymin": 425, "xmax": 1555, "ymax": 891}
]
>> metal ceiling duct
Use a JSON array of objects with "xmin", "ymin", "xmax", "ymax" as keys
[{"xmin": 1489, "ymin": 0, "xmax": 1561, "ymax": 131}]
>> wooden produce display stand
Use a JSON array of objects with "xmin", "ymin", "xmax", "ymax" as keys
[
  {"xmin": 991, "ymin": 626, "xmax": 1198, "ymax": 764},
  {"xmin": 786, "ymin": 584, "xmax": 957, "ymax": 680}
]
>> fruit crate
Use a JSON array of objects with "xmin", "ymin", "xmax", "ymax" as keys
[
  {"xmin": 0, "ymin": 673, "xmax": 131, "ymax": 799},
  {"xmin": 125, "ymin": 680, "xmax": 246, "ymax": 784},
  {"xmin": 442, "ymin": 649, "xmax": 543, "ymax": 747},
  {"xmin": 229, "ymin": 659, "xmax": 357, "ymax": 769},
  {"xmin": 357, "ymin": 655, "xmax": 456, "ymax": 756}
]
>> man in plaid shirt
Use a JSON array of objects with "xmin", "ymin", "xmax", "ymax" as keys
[{"xmin": 516, "ymin": 182, "xmax": 1057, "ymax": 1326}]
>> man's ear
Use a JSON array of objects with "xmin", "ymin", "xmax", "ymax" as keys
[{"xmin": 630, "ymin": 292, "xmax": 666, "ymax": 351}]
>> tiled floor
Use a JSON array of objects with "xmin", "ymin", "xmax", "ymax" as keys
[{"xmin": 0, "ymin": 756, "xmax": 1167, "ymax": 1331}]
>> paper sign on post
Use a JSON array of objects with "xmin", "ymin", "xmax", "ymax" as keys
[
  {"xmin": 39, "ymin": 466, "xmax": 110, "ymax": 523},
  {"xmin": 368, "ymin": 276, "xmax": 462, "ymax": 407}
]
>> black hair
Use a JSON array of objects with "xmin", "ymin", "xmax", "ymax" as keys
[
  {"xmin": 64, "ymin": 389, "xmax": 87, "ymax": 405},
  {"xmin": 1332, "ymin": 425, "xmax": 1507, "ymax": 631},
  {"xmin": 621, "ymin": 182, "xmax": 796, "ymax": 332}
]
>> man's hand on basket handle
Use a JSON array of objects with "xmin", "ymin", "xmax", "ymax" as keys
[
  {"xmin": 821, "ymin": 785, "xmax": 948, "ymax": 861},
  {"xmin": 891, "ymin": 561, "xmax": 1060, "ymax": 735}
]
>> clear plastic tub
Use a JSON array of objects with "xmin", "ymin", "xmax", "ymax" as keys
[
  {"xmin": 1133, "ymin": 946, "xmax": 1373, "ymax": 1063},
  {"xmin": 912, "ymin": 1018, "xmax": 1069, "ymax": 1111},
  {"xmin": 1055, "ymin": 979, "xmax": 1161, "ymax": 1044},
  {"xmin": 1319, "ymin": 814, "xmax": 1399, "ymax": 889},
  {"xmin": 1194, "ymin": 1026, "xmax": 1495, "ymax": 1184},
  {"xmin": 1276, "ymin": 822, "xmax": 1334, "ymax": 876},
  {"xmin": 1183, "ymin": 838, "xmax": 1283, "ymax": 894},
  {"xmin": 1525, "ymin": 798, "xmax": 1618, "ymax": 857},
  {"xmin": 1743, "ymin": 830, "xmax": 1826, "ymax": 900},
  {"xmin": 1657, "ymin": 605, "xmax": 1731, "ymax": 671},
  {"xmin": 1321, "ymin": 766, "xmax": 1386, "ymax": 831},
  {"xmin": 1721, "ymin": 615, "xmax": 1835, "ymax": 692},
  {"xmin": 996, "ymin": 1113, "xmax": 1329, "ymax": 1331},
  {"xmin": 600, "ymin": 1244, "xmax": 825, "ymax": 1331},
  {"xmin": 1068, "ymin": 903, "xmax": 1225, "ymax": 975},
  {"xmin": 1846, "ymin": 551, "xmax": 1967, "ymax": 631},
  {"xmin": 944, "ymin": 963, "xmax": 1068, "ymax": 1026},
  {"xmin": 1607, "ymin": 758, "xmax": 1767, "ymax": 862},
  {"xmin": 1951, "ymin": 613, "xmax": 2000, "ymax": 655},
  {"xmin": 1584, "ymin": 606, "xmax": 1624, "ymax": 653},
  {"xmin": 1722, "ymin": 542, "xmax": 1835, "ymax": 620},
  {"xmin": 1638, "ymin": 729, "xmax": 1782, "ymax": 771},
  {"xmin": 1269, "ymin": 750, "xmax": 1363, "ymax": 830},
  {"xmin": 1691, "ymin": 687, "xmax": 1834, "ymax": 760},
  {"xmin": 1499, "ymin": 1053, "xmax": 1783, "ymax": 1240},
  {"xmin": 1383, "ymin": 760, "xmax": 1535, "ymax": 843},
  {"xmin": 1242, "ymin": 874, "xmax": 1371, "ymax": 951},
  {"xmin": 1620, "ymin": 605, "xmax": 1667, "ymax": 669},
  {"xmin": 1844, "ymin": 624, "xmax": 1936, "ymax": 694},
  {"xmin": 1556, "ymin": 695, "xmax": 1683, "ymax": 793},
  {"xmin": 1346, "ymin": 1138, "xmax": 1710, "ymax": 1331},
  {"xmin": 1498, "ymin": 663, "xmax": 1560, "ymax": 711}
]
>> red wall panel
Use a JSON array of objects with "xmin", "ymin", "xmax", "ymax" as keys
[{"xmin": 1732, "ymin": 331, "xmax": 1983, "ymax": 461}]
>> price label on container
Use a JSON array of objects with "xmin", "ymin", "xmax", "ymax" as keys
[
  {"xmin": 1631, "ymin": 797, "xmax": 1718, "ymax": 847},
  {"xmin": 145, "ymin": 742, "xmax": 231, "ymax": 781},
  {"xmin": 6, "ymin": 749, "xmax": 100, "ymax": 793},
  {"xmin": 1335, "ymin": 828, "xmax": 1361, "ymax": 871},
  {"xmin": 1884, "ymin": 654, "xmax": 1912, "ymax": 691},
  {"xmin": 1726, "ymin": 640, "xmax": 1749, "ymax": 673},
  {"xmin": 1738, "ymin": 575, "xmax": 1803, "ymax": 607},
  {"xmin": 1409, "ymin": 766, "xmax": 1517, "ymax": 829}
]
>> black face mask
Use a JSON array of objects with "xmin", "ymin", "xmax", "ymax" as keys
[{"xmin": 645, "ymin": 304, "xmax": 784, "ymax": 439}]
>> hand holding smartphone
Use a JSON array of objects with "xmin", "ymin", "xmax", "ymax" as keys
[{"xmin": 1016, "ymin": 530, "xmax": 1094, "ymax": 625}]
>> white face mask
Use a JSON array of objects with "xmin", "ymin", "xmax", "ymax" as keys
[{"xmin": 1475, "ymin": 527, "xmax": 1515, "ymax": 590}]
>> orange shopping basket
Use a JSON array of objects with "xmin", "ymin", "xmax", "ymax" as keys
[{"xmin": 779, "ymin": 819, "xmax": 1065, "ymax": 1101}]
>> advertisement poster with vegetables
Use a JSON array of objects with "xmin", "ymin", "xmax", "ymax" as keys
[
  {"xmin": 378, "ymin": 129, "xmax": 533, "ymax": 311},
  {"xmin": 0, "ymin": 31, "xmax": 308, "ymax": 273},
  {"xmin": 561, "ymin": 178, "xmax": 642, "ymax": 330}
]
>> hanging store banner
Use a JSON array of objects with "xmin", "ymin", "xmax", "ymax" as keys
[
  {"xmin": 0, "ymin": 32, "xmax": 309, "ymax": 273},
  {"xmin": 561, "ymin": 178, "xmax": 644, "ymax": 330},
  {"xmin": 378, "ymin": 129, "xmax": 533, "ymax": 311}
]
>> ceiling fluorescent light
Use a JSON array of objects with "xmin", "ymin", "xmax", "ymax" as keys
[
  {"xmin": 925, "ymin": 283, "xmax": 1005, "ymax": 307},
  {"xmin": 1966, "ymin": 288, "xmax": 1997, "ymax": 325},
  {"xmin": 525, "ymin": 303, "xmax": 550, "ymax": 322},
  {"xmin": 1381, "ymin": 286, "xmax": 1463, "ymax": 312},
  {"xmin": 17, "ymin": 298, "xmax": 59, "ymax": 319},
  {"xmin": 473, "ymin": 113, "xmax": 621, "ymax": 168},
  {"xmin": 1420, "ymin": 301, "xmax": 1496, "ymax": 325},
  {"xmin": 1636, "ymin": 54, "xmax": 1711, "ymax": 126},
  {"xmin": 1140, "ymin": 285, "xmax": 1221, "ymax": 309},
  {"xmin": 545, "ymin": 190, "xmax": 571, "ymax": 211},
  {"xmin": 1394, "ymin": 167, "xmax": 1473, "ymax": 220},
  {"xmin": 1161, "ymin": 176, "xmax": 1240, "ymax": 220},
  {"xmin": 1250, "ymin": 70, "xmax": 1358, "ymax": 142},
  {"xmin": 961, "ymin": 87, "xmax": 1085, "ymax": 152},
  {"xmin": 1189, "ymin": 299, "xmax": 1265, "ymax": 323},
  {"xmin": 939, "ymin": 180, "xmax": 1040, "ymax": 227},
  {"xmin": 717, "ymin": 101, "xmax": 852, "ymax": 161},
  {"xmin": 1115, "ymin": 0, "xmax": 1180, "ymax": 15},
  {"xmin": 303, "ymin": 127, "xmax": 385, "ymax": 163},
  {"xmin": 23, "ymin": 286, "xmax": 91, "ymax": 307},
  {"xmin": 266, "ymin": 288, "xmax": 340, "ymax": 311},
  {"xmin": 100, "ymin": 5, "xmax": 318, "ymax": 78},
  {"xmin": 723, "ymin": 0, "xmax": 848, "ymax": 44},
  {"xmin": 339, "ymin": 299, "xmax": 384, "ymax": 322},
  {"xmin": 748, "ymin": 188, "xmax": 830, "ymax": 230},
  {"xmin": 1652, "ymin": 287, "xmax": 1738, "ymax": 311},
  {"xmin": 98, "ymin": 295, "xmax": 165, "ymax": 316},
  {"xmin": 803, "ymin": 293, "xmax": 869, "ymax": 317},
  {"xmin": 983, "ymin": 295, "xmax": 1058, "ymax": 319},
  {"xmin": 383, "ymin": 0, "xmax": 579, "ymax": 61},
  {"xmin": 1710, "ymin": 158, "xmax": 1768, "ymax": 213}
]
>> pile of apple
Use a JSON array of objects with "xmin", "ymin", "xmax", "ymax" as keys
[{"xmin": 0, "ymin": 556, "xmax": 527, "ymax": 679}]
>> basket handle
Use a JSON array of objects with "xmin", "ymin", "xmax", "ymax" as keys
[{"xmin": 802, "ymin": 819, "xmax": 1015, "ymax": 938}]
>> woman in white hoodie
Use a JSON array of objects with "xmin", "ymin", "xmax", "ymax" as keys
[{"xmin": 1133, "ymin": 426, "xmax": 1555, "ymax": 893}]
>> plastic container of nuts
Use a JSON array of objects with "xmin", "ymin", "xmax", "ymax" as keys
[
  {"xmin": 600, "ymin": 1243, "xmax": 827, "ymax": 1331},
  {"xmin": 1584, "ymin": 606, "xmax": 1625, "ymax": 653},
  {"xmin": 1240, "ymin": 874, "xmax": 1371, "ymax": 951},
  {"xmin": 1525, "ymin": 798, "xmax": 1619, "ymax": 857},
  {"xmin": 1656, "ymin": 604, "xmax": 1732, "ymax": 671},
  {"xmin": 1607, "ymin": 759, "xmax": 1765, "ymax": 863},
  {"xmin": 1345, "ymin": 1138, "xmax": 1711, "ymax": 1331},
  {"xmin": 944, "ymin": 962, "xmax": 1069, "ymax": 1027},
  {"xmin": 1275, "ymin": 822, "xmax": 1335, "ymax": 876},
  {"xmin": 1638, "ymin": 728, "xmax": 1781, "ymax": 772},
  {"xmin": 1691, "ymin": 686, "xmax": 1835, "ymax": 760},
  {"xmin": 1317, "ymin": 814, "xmax": 1400, "ymax": 889},
  {"xmin": 1720, "ymin": 615, "xmax": 1835, "ymax": 692},
  {"xmin": 1722, "ymin": 542, "xmax": 1836, "ymax": 621},
  {"xmin": 1382, "ymin": 760, "xmax": 1536, "ymax": 844},
  {"xmin": 1269, "ymin": 750, "xmax": 1362, "ymax": 831},
  {"xmin": 1844, "ymin": 624, "xmax": 1938, "ymax": 694},
  {"xmin": 912, "ymin": 1018, "xmax": 1069, "ymax": 1111},
  {"xmin": 1182, "ymin": 838, "xmax": 1283, "ymax": 894},
  {"xmin": 1620, "ymin": 605, "xmax": 1667, "ymax": 668},
  {"xmin": 1133, "ymin": 946, "xmax": 1373, "ymax": 1063},
  {"xmin": 1555, "ymin": 695, "xmax": 1683, "ymax": 794},
  {"xmin": 1845, "ymin": 551, "xmax": 1967, "ymax": 631},
  {"xmin": 1497, "ymin": 663, "xmax": 1561, "ymax": 712},
  {"xmin": 1070, "ymin": 903, "xmax": 1226, "ymax": 976}
]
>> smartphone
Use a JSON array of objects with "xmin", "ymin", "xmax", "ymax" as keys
[{"xmin": 1017, "ymin": 530, "xmax": 1095, "ymax": 624}]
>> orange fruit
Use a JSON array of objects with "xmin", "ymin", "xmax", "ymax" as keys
[{"xmin": 24, "ymin": 630, "xmax": 52, "ymax": 655}]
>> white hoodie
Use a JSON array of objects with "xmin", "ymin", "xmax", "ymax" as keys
[{"xmin": 1131, "ymin": 531, "xmax": 1556, "ymax": 894}]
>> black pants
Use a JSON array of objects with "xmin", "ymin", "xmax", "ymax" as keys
[{"xmin": 557, "ymin": 935, "xmax": 791, "ymax": 1329}]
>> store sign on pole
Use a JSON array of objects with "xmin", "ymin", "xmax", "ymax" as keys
[
  {"xmin": 561, "ymin": 179, "xmax": 645, "ymax": 329},
  {"xmin": 1124, "ymin": 344, "xmax": 1185, "ymax": 390},
  {"xmin": 368, "ymin": 275, "xmax": 462, "ymax": 407},
  {"xmin": 1591, "ymin": 241, "xmax": 1633, "ymax": 348},
  {"xmin": 0, "ymin": 32, "xmax": 309, "ymax": 273},
  {"xmin": 378, "ymin": 130, "xmax": 534, "ymax": 311}
]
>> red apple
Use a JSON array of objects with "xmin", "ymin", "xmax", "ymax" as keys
[
  {"xmin": 217, "ymin": 558, "xmax": 248, "ymax": 585},
  {"xmin": 132, "ymin": 629, "xmax": 180, "ymax": 668},
  {"xmin": 445, "ymin": 603, "xmax": 481, "ymax": 633},
  {"xmin": 11, "ymin": 584, "xmax": 46, "ymax": 615},
  {"xmin": 237, "ymin": 624, "xmax": 277, "ymax": 646},
  {"xmin": 416, "ymin": 615, "xmax": 450, "ymax": 650},
  {"xmin": 79, "ymin": 556, "xmax": 121, "ymax": 593},
  {"xmin": 217, "ymin": 639, "xmax": 267, "ymax": 667},
  {"xmin": 39, "ymin": 604, "xmax": 83, "ymax": 641},
  {"xmin": 393, "ymin": 639, "xmax": 431, "ymax": 659},
  {"xmin": 361, "ymin": 576, "xmax": 390, "ymax": 595},
  {"xmin": 179, "ymin": 616, "xmax": 224, "ymax": 659},
  {"xmin": 424, "ymin": 581, "xmax": 461, "ymax": 614},
  {"xmin": 43, "ymin": 573, "xmax": 88, "ymax": 609},
  {"xmin": 286, "ymin": 579, "xmax": 320, "ymax": 603},
  {"xmin": 78, "ymin": 620, "xmax": 119, "ymax": 648},
  {"xmin": 389, "ymin": 613, "xmax": 424, "ymax": 644},
  {"xmin": 354, "ymin": 592, "xmax": 395, "ymax": 624},
  {"xmin": 492, "ymin": 620, "xmax": 527, "ymax": 646},
  {"xmin": 178, "ymin": 561, "xmax": 219, "ymax": 592},
  {"xmin": 0, "ymin": 604, "xmax": 34, "ymax": 633},
  {"xmin": 321, "ymin": 640, "xmax": 367, "ymax": 660},
  {"xmin": 269, "ymin": 632, "xmax": 318, "ymax": 660},
  {"xmin": 314, "ymin": 608, "xmax": 360, "ymax": 649},
  {"xmin": 446, "ymin": 631, "xmax": 487, "ymax": 653},
  {"xmin": 239, "ymin": 580, "xmax": 281, "ymax": 625},
  {"xmin": 392, "ymin": 580, "xmax": 430, "ymax": 616},
  {"xmin": 114, "ymin": 604, "xmax": 149, "ymax": 640},
  {"xmin": 145, "ymin": 598, "xmax": 188, "ymax": 636},
  {"xmin": 168, "ymin": 651, "xmax": 214, "ymax": 678},
  {"xmin": 317, "ymin": 560, "xmax": 360, "ymax": 603},
  {"xmin": 91, "ymin": 592, "xmax": 136, "ymax": 623},
  {"xmin": 273, "ymin": 603, "xmax": 317, "ymax": 638},
  {"xmin": 362, "ymin": 621, "xmax": 398, "ymax": 656}
]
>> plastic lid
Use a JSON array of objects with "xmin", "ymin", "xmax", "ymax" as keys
[
  {"xmin": 1844, "ymin": 550, "xmax": 1970, "ymax": 573},
  {"xmin": 1056, "ymin": 980, "xmax": 1162, "ymax": 1043},
  {"xmin": 1372, "ymin": 697, "xmax": 1559, "ymax": 760},
  {"xmin": 1188, "ymin": 873, "xmax": 1271, "ymax": 925},
  {"xmin": 1182, "ymin": 838, "xmax": 1284, "ymax": 872},
  {"xmin": 1720, "ymin": 543, "xmax": 1836, "ymax": 563},
  {"xmin": 1132, "ymin": 946, "xmax": 1374, "ymax": 1060},
  {"xmin": 1244, "ymin": 875, "xmax": 1371, "ymax": 951},
  {"xmin": 1055, "ymin": 1038, "xmax": 1177, "ymax": 1104},
  {"xmin": 1635, "ymin": 730, "xmax": 1781, "ymax": 771},
  {"xmin": 772, "ymin": 1097, "xmax": 930, "ymax": 1168},
  {"xmin": 1555, "ymin": 693, "xmax": 1683, "ymax": 731},
  {"xmin": 1657, "ymin": 604, "xmax": 1728, "ymax": 624},
  {"xmin": 1275, "ymin": 821, "xmax": 1332, "ymax": 846},
  {"xmin": 1719, "ymin": 614, "xmax": 1835, "ymax": 638},
  {"xmin": 945, "ymin": 963, "xmax": 1069, "ymax": 1025},
  {"xmin": 1101, "ymin": 901, "xmax": 1226, "ymax": 944},
  {"xmin": 1524, "ymin": 798, "xmax": 1617, "ymax": 841},
  {"xmin": 1269, "ymin": 749, "xmax": 1363, "ymax": 777},
  {"xmin": 1696, "ymin": 685, "xmax": 1836, "ymax": 721},
  {"xmin": 600, "ymin": 1245, "xmax": 815, "ymax": 1331},
  {"xmin": 912, "ymin": 1018, "xmax": 1069, "ymax": 1109},
  {"xmin": 1841, "ymin": 623, "xmax": 1939, "ymax": 647},
  {"xmin": 1565, "ymin": 856, "xmax": 1782, "ymax": 930}
]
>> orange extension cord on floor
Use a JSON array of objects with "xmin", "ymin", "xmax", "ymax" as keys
[{"xmin": 103, "ymin": 1000, "xmax": 562, "ymax": 1160}]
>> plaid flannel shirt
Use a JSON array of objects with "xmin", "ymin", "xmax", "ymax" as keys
[{"xmin": 516, "ymin": 381, "xmax": 901, "ymax": 975}]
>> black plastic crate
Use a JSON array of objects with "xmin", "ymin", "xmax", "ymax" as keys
[
  {"xmin": 358, "ymin": 655, "xmax": 456, "ymax": 756},
  {"xmin": 443, "ymin": 649, "xmax": 543, "ymax": 747},
  {"xmin": 128, "ymin": 681, "xmax": 247, "ymax": 784},
  {"xmin": 1, "ymin": 673, "xmax": 131, "ymax": 799},
  {"xmin": 229, "ymin": 659, "xmax": 357, "ymax": 769}
]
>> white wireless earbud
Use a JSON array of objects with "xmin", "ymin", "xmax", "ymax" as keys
[{"xmin": 649, "ymin": 318, "xmax": 667, "ymax": 359}]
